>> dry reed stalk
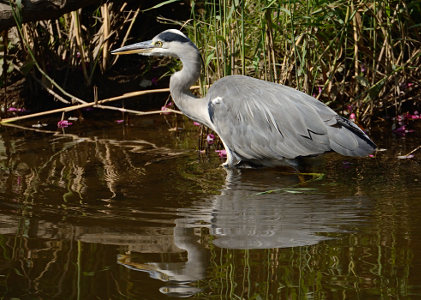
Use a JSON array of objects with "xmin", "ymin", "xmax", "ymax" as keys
[
  {"xmin": 71, "ymin": 10, "xmax": 90, "ymax": 85},
  {"xmin": 111, "ymin": 7, "xmax": 141, "ymax": 66},
  {"xmin": 101, "ymin": 3, "xmax": 110, "ymax": 71},
  {"xmin": 351, "ymin": 2, "xmax": 360, "ymax": 97}
]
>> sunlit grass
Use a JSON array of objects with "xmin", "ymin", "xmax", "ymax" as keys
[{"xmin": 187, "ymin": 0, "xmax": 421, "ymax": 125}]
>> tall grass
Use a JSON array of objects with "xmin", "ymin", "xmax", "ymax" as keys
[{"xmin": 187, "ymin": 0, "xmax": 421, "ymax": 124}]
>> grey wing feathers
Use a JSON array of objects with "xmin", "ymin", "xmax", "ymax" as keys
[
  {"xmin": 326, "ymin": 115, "xmax": 377, "ymax": 156},
  {"xmin": 207, "ymin": 75, "xmax": 375, "ymax": 164}
]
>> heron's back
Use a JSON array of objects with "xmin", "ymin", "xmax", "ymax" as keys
[{"xmin": 205, "ymin": 75, "xmax": 375, "ymax": 167}]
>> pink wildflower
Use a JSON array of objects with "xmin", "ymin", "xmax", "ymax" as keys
[
  {"xmin": 393, "ymin": 125, "xmax": 415, "ymax": 136},
  {"xmin": 57, "ymin": 120, "xmax": 73, "ymax": 128},
  {"xmin": 349, "ymin": 113, "xmax": 356, "ymax": 122},
  {"xmin": 161, "ymin": 105, "xmax": 172, "ymax": 115},
  {"xmin": 115, "ymin": 119, "xmax": 124, "ymax": 124},
  {"xmin": 7, "ymin": 107, "xmax": 26, "ymax": 112},
  {"xmin": 215, "ymin": 149, "xmax": 227, "ymax": 158},
  {"xmin": 206, "ymin": 134, "xmax": 215, "ymax": 144},
  {"xmin": 151, "ymin": 77, "xmax": 159, "ymax": 86},
  {"xmin": 193, "ymin": 122, "xmax": 201, "ymax": 126},
  {"xmin": 408, "ymin": 111, "xmax": 420, "ymax": 120},
  {"xmin": 396, "ymin": 115, "xmax": 404, "ymax": 122}
]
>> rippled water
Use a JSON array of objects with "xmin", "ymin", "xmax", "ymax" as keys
[{"xmin": 0, "ymin": 112, "xmax": 420, "ymax": 299}]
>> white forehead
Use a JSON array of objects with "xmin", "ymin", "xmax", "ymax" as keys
[
  {"xmin": 153, "ymin": 29, "xmax": 191, "ymax": 44},
  {"xmin": 163, "ymin": 29, "xmax": 187, "ymax": 38}
]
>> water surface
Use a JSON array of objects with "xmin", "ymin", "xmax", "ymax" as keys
[{"xmin": 0, "ymin": 112, "xmax": 420, "ymax": 299}]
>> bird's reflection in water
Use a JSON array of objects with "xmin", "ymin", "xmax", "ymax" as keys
[
  {"xmin": 209, "ymin": 169, "xmax": 367, "ymax": 249},
  {"xmin": 117, "ymin": 217, "xmax": 209, "ymax": 297},
  {"xmin": 120, "ymin": 168, "xmax": 370, "ymax": 297}
]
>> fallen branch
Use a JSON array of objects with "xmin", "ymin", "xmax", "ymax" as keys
[{"xmin": 0, "ymin": 85, "xmax": 201, "ymax": 124}]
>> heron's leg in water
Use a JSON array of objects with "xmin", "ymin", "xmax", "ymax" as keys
[
  {"xmin": 295, "ymin": 172, "xmax": 325, "ymax": 184},
  {"xmin": 257, "ymin": 171, "xmax": 325, "ymax": 195}
]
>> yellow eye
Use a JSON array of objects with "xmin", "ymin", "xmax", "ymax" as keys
[{"xmin": 154, "ymin": 41, "xmax": 163, "ymax": 47}]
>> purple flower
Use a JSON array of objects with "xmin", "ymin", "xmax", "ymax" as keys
[
  {"xmin": 151, "ymin": 77, "xmax": 159, "ymax": 86},
  {"xmin": 7, "ymin": 107, "xmax": 25, "ymax": 112},
  {"xmin": 57, "ymin": 120, "xmax": 73, "ymax": 128},
  {"xmin": 206, "ymin": 134, "xmax": 215, "ymax": 144},
  {"xmin": 361, "ymin": 65, "xmax": 366, "ymax": 73},
  {"xmin": 161, "ymin": 105, "xmax": 171, "ymax": 115},
  {"xmin": 408, "ymin": 111, "xmax": 420, "ymax": 120},
  {"xmin": 393, "ymin": 125, "xmax": 415, "ymax": 136},
  {"xmin": 342, "ymin": 161, "xmax": 352, "ymax": 168},
  {"xmin": 393, "ymin": 125, "xmax": 406, "ymax": 134},
  {"xmin": 396, "ymin": 115, "xmax": 404, "ymax": 122},
  {"xmin": 215, "ymin": 149, "xmax": 227, "ymax": 158}
]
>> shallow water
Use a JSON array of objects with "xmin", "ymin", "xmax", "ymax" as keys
[{"xmin": 0, "ymin": 112, "xmax": 420, "ymax": 299}]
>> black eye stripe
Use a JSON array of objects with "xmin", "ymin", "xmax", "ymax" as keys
[{"xmin": 158, "ymin": 31, "xmax": 190, "ymax": 44}]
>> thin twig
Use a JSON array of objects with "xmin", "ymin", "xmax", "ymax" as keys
[
  {"xmin": 12, "ymin": 62, "xmax": 70, "ymax": 104},
  {"xmin": 403, "ymin": 145, "xmax": 421, "ymax": 157}
]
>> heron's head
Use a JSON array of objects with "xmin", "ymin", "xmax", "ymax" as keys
[{"xmin": 111, "ymin": 29, "xmax": 198, "ymax": 58}]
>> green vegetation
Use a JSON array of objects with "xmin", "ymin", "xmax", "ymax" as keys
[
  {"xmin": 188, "ymin": 0, "xmax": 421, "ymax": 124},
  {"xmin": 1, "ymin": 0, "xmax": 420, "ymax": 124}
]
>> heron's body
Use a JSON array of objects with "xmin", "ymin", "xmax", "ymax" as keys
[{"xmin": 112, "ymin": 29, "xmax": 376, "ymax": 168}]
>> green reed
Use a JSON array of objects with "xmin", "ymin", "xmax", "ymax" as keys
[{"xmin": 188, "ymin": 0, "xmax": 421, "ymax": 124}]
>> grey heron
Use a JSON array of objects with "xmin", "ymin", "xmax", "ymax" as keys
[{"xmin": 111, "ymin": 29, "xmax": 376, "ymax": 168}]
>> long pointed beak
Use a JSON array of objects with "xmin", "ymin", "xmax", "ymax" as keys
[{"xmin": 111, "ymin": 40, "xmax": 154, "ymax": 55}]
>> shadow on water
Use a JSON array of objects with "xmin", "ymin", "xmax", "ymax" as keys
[{"xmin": 0, "ymin": 113, "xmax": 420, "ymax": 298}]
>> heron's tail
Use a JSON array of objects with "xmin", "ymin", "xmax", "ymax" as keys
[{"xmin": 327, "ymin": 116, "xmax": 376, "ymax": 156}]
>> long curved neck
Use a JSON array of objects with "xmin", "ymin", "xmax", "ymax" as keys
[{"xmin": 170, "ymin": 48, "xmax": 210, "ymax": 125}]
